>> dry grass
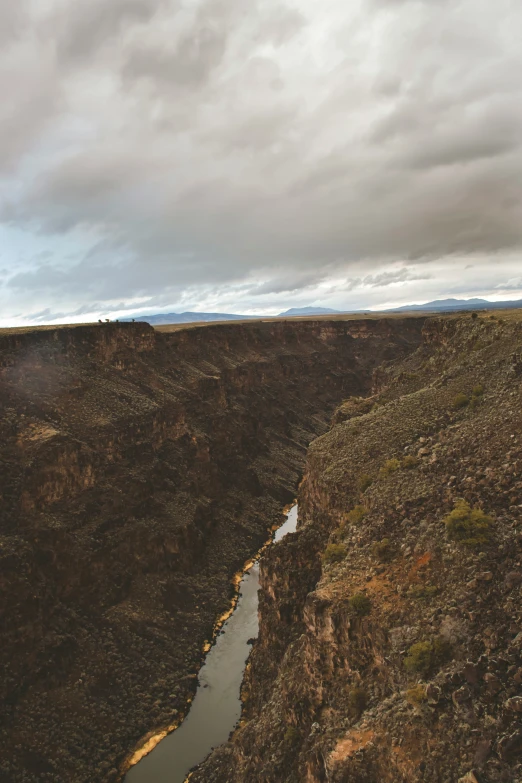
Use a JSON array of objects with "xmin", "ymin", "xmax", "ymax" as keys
[
  {"xmin": 483, "ymin": 308, "xmax": 522, "ymax": 322},
  {"xmin": 154, "ymin": 311, "xmax": 452, "ymax": 332},
  {"xmin": 3, "ymin": 307, "xmax": 522, "ymax": 337},
  {"xmin": 0, "ymin": 323, "xmax": 99, "ymax": 335},
  {"xmin": 0, "ymin": 313, "xmax": 423, "ymax": 336}
]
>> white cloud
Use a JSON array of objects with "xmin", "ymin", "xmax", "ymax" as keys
[{"xmin": 0, "ymin": 0, "xmax": 521, "ymax": 323}]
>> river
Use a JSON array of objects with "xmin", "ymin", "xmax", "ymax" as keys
[{"xmin": 125, "ymin": 504, "xmax": 298, "ymax": 783}]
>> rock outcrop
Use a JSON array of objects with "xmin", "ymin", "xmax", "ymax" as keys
[
  {"xmin": 194, "ymin": 314, "xmax": 522, "ymax": 783},
  {"xmin": 0, "ymin": 318, "xmax": 423, "ymax": 782}
]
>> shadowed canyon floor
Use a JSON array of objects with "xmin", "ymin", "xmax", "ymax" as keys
[{"xmin": 0, "ymin": 318, "xmax": 423, "ymax": 782}]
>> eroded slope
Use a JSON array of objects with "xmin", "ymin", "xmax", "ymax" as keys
[
  {"xmin": 195, "ymin": 315, "xmax": 522, "ymax": 783},
  {"xmin": 0, "ymin": 318, "xmax": 422, "ymax": 782}
]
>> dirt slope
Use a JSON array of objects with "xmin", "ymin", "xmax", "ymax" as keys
[{"xmin": 194, "ymin": 314, "xmax": 522, "ymax": 783}]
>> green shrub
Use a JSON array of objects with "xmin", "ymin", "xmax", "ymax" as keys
[
  {"xmin": 409, "ymin": 584, "xmax": 439, "ymax": 600},
  {"xmin": 470, "ymin": 383, "xmax": 485, "ymax": 409},
  {"xmin": 283, "ymin": 726, "xmax": 300, "ymax": 745},
  {"xmin": 371, "ymin": 538, "xmax": 393, "ymax": 561},
  {"xmin": 403, "ymin": 455, "xmax": 418, "ymax": 469},
  {"xmin": 358, "ymin": 474, "xmax": 373, "ymax": 492},
  {"xmin": 331, "ymin": 524, "xmax": 346, "ymax": 542},
  {"xmin": 349, "ymin": 593, "xmax": 372, "ymax": 616},
  {"xmin": 380, "ymin": 458, "xmax": 400, "ymax": 476},
  {"xmin": 404, "ymin": 638, "xmax": 452, "ymax": 675},
  {"xmin": 348, "ymin": 687, "xmax": 367, "ymax": 715},
  {"xmin": 404, "ymin": 641, "xmax": 432, "ymax": 675},
  {"xmin": 444, "ymin": 500, "xmax": 493, "ymax": 548},
  {"xmin": 405, "ymin": 684, "xmax": 427, "ymax": 707},
  {"xmin": 471, "ymin": 312, "xmax": 478, "ymax": 319},
  {"xmin": 472, "ymin": 338, "xmax": 490, "ymax": 352},
  {"xmin": 346, "ymin": 505, "xmax": 367, "ymax": 525},
  {"xmin": 453, "ymin": 393, "xmax": 469, "ymax": 410},
  {"xmin": 322, "ymin": 543, "xmax": 347, "ymax": 565}
]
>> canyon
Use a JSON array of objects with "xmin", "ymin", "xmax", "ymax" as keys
[
  {"xmin": 0, "ymin": 317, "xmax": 424, "ymax": 782},
  {"xmin": 193, "ymin": 313, "xmax": 522, "ymax": 783}
]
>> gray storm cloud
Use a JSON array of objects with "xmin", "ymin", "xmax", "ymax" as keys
[{"xmin": 0, "ymin": 0, "xmax": 521, "ymax": 321}]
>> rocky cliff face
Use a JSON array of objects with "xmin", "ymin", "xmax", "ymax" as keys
[
  {"xmin": 0, "ymin": 318, "xmax": 423, "ymax": 782},
  {"xmin": 194, "ymin": 315, "xmax": 522, "ymax": 783}
]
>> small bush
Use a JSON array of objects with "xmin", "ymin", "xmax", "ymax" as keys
[
  {"xmin": 409, "ymin": 584, "xmax": 439, "ymax": 600},
  {"xmin": 471, "ymin": 312, "xmax": 478, "ymax": 319},
  {"xmin": 372, "ymin": 538, "xmax": 393, "ymax": 561},
  {"xmin": 473, "ymin": 338, "xmax": 486, "ymax": 351},
  {"xmin": 283, "ymin": 726, "xmax": 300, "ymax": 746},
  {"xmin": 322, "ymin": 543, "xmax": 347, "ymax": 565},
  {"xmin": 358, "ymin": 474, "xmax": 373, "ymax": 492},
  {"xmin": 348, "ymin": 687, "xmax": 367, "ymax": 715},
  {"xmin": 404, "ymin": 638, "xmax": 452, "ymax": 675},
  {"xmin": 346, "ymin": 505, "xmax": 367, "ymax": 525},
  {"xmin": 444, "ymin": 500, "xmax": 493, "ymax": 548},
  {"xmin": 349, "ymin": 593, "xmax": 372, "ymax": 616},
  {"xmin": 470, "ymin": 383, "xmax": 485, "ymax": 409},
  {"xmin": 404, "ymin": 641, "xmax": 432, "ymax": 675},
  {"xmin": 405, "ymin": 684, "xmax": 427, "ymax": 707},
  {"xmin": 453, "ymin": 393, "xmax": 469, "ymax": 410},
  {"xmin": 403, "ymin": 455, "xmax": 418, "ymax": 469},
  {"xmin": 380, "ymin": 458, "xmax": 400, "ymax": 476}
]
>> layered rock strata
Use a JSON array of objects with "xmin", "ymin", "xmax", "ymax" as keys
[{"xmin": 0, "ymin": 318, "xmax": 423, "ymax": 782}]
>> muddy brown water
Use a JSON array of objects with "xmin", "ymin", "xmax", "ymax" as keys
[{"xmin": 126, "ymin": 505, "xmax": 298, "ymax": 783}]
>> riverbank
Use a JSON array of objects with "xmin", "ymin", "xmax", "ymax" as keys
[{"xmin": 126, "ymin": 506, "xmax": 298, "ymax": 782}]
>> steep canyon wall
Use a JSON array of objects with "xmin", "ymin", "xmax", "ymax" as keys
[
  {"xmin": 193, "ymin": 316, "xmax": 522, "ymax": 783},
  {"xmin": 0, "ymin": 318, "xmax": 424, "ymax": 782}
]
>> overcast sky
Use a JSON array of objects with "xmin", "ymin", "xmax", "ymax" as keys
[{"xmin": 1, "ymin": 0, "xmax": 521, "ymax": 325}]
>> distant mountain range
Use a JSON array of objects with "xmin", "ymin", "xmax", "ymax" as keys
[
  {"xmin": 125, "ymin": 298, "xmax": 522, "ymax": 325},
  {"xmin": 385, "ymin": 297, "xmax": 522, "ymax": 312},
  {"xmin": 127, "ymin": 311, "xmax": 259, "ymax": 325},
  {"xmin": 278, "ymin": 306, "xmax": 342, "ymax": 316},
  {"xmin": 126, "ymin": 306, "xmax": 343, "ymax": 324}
]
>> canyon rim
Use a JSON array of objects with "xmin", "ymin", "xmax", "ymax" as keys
[{"xmin": 0, "ymin": 317, "xmax": 423, "ymax": 781}]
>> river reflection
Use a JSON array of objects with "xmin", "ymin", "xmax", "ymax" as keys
[{"xmin": 126, "ymin": 505, "xmax": 298, "ymax": 783}]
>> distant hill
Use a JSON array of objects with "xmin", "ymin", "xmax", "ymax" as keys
[
  {"xmin": 278, "ymin": 307, "xmax": 343, "ymax": 317},
  {"xmin": 386, "ymin": 298, "xmax": 522, "ymax": 313},
  {"xmin": 125, "ymin": 306, "xmax": 344, "ymax": 325},
  {"xmin": 125, "ymin": 311, "xmax": 259, "ymax": 325},
  {"xmin": 123, "ymin": 298, "xmax": 522, "ymax": 326}
]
